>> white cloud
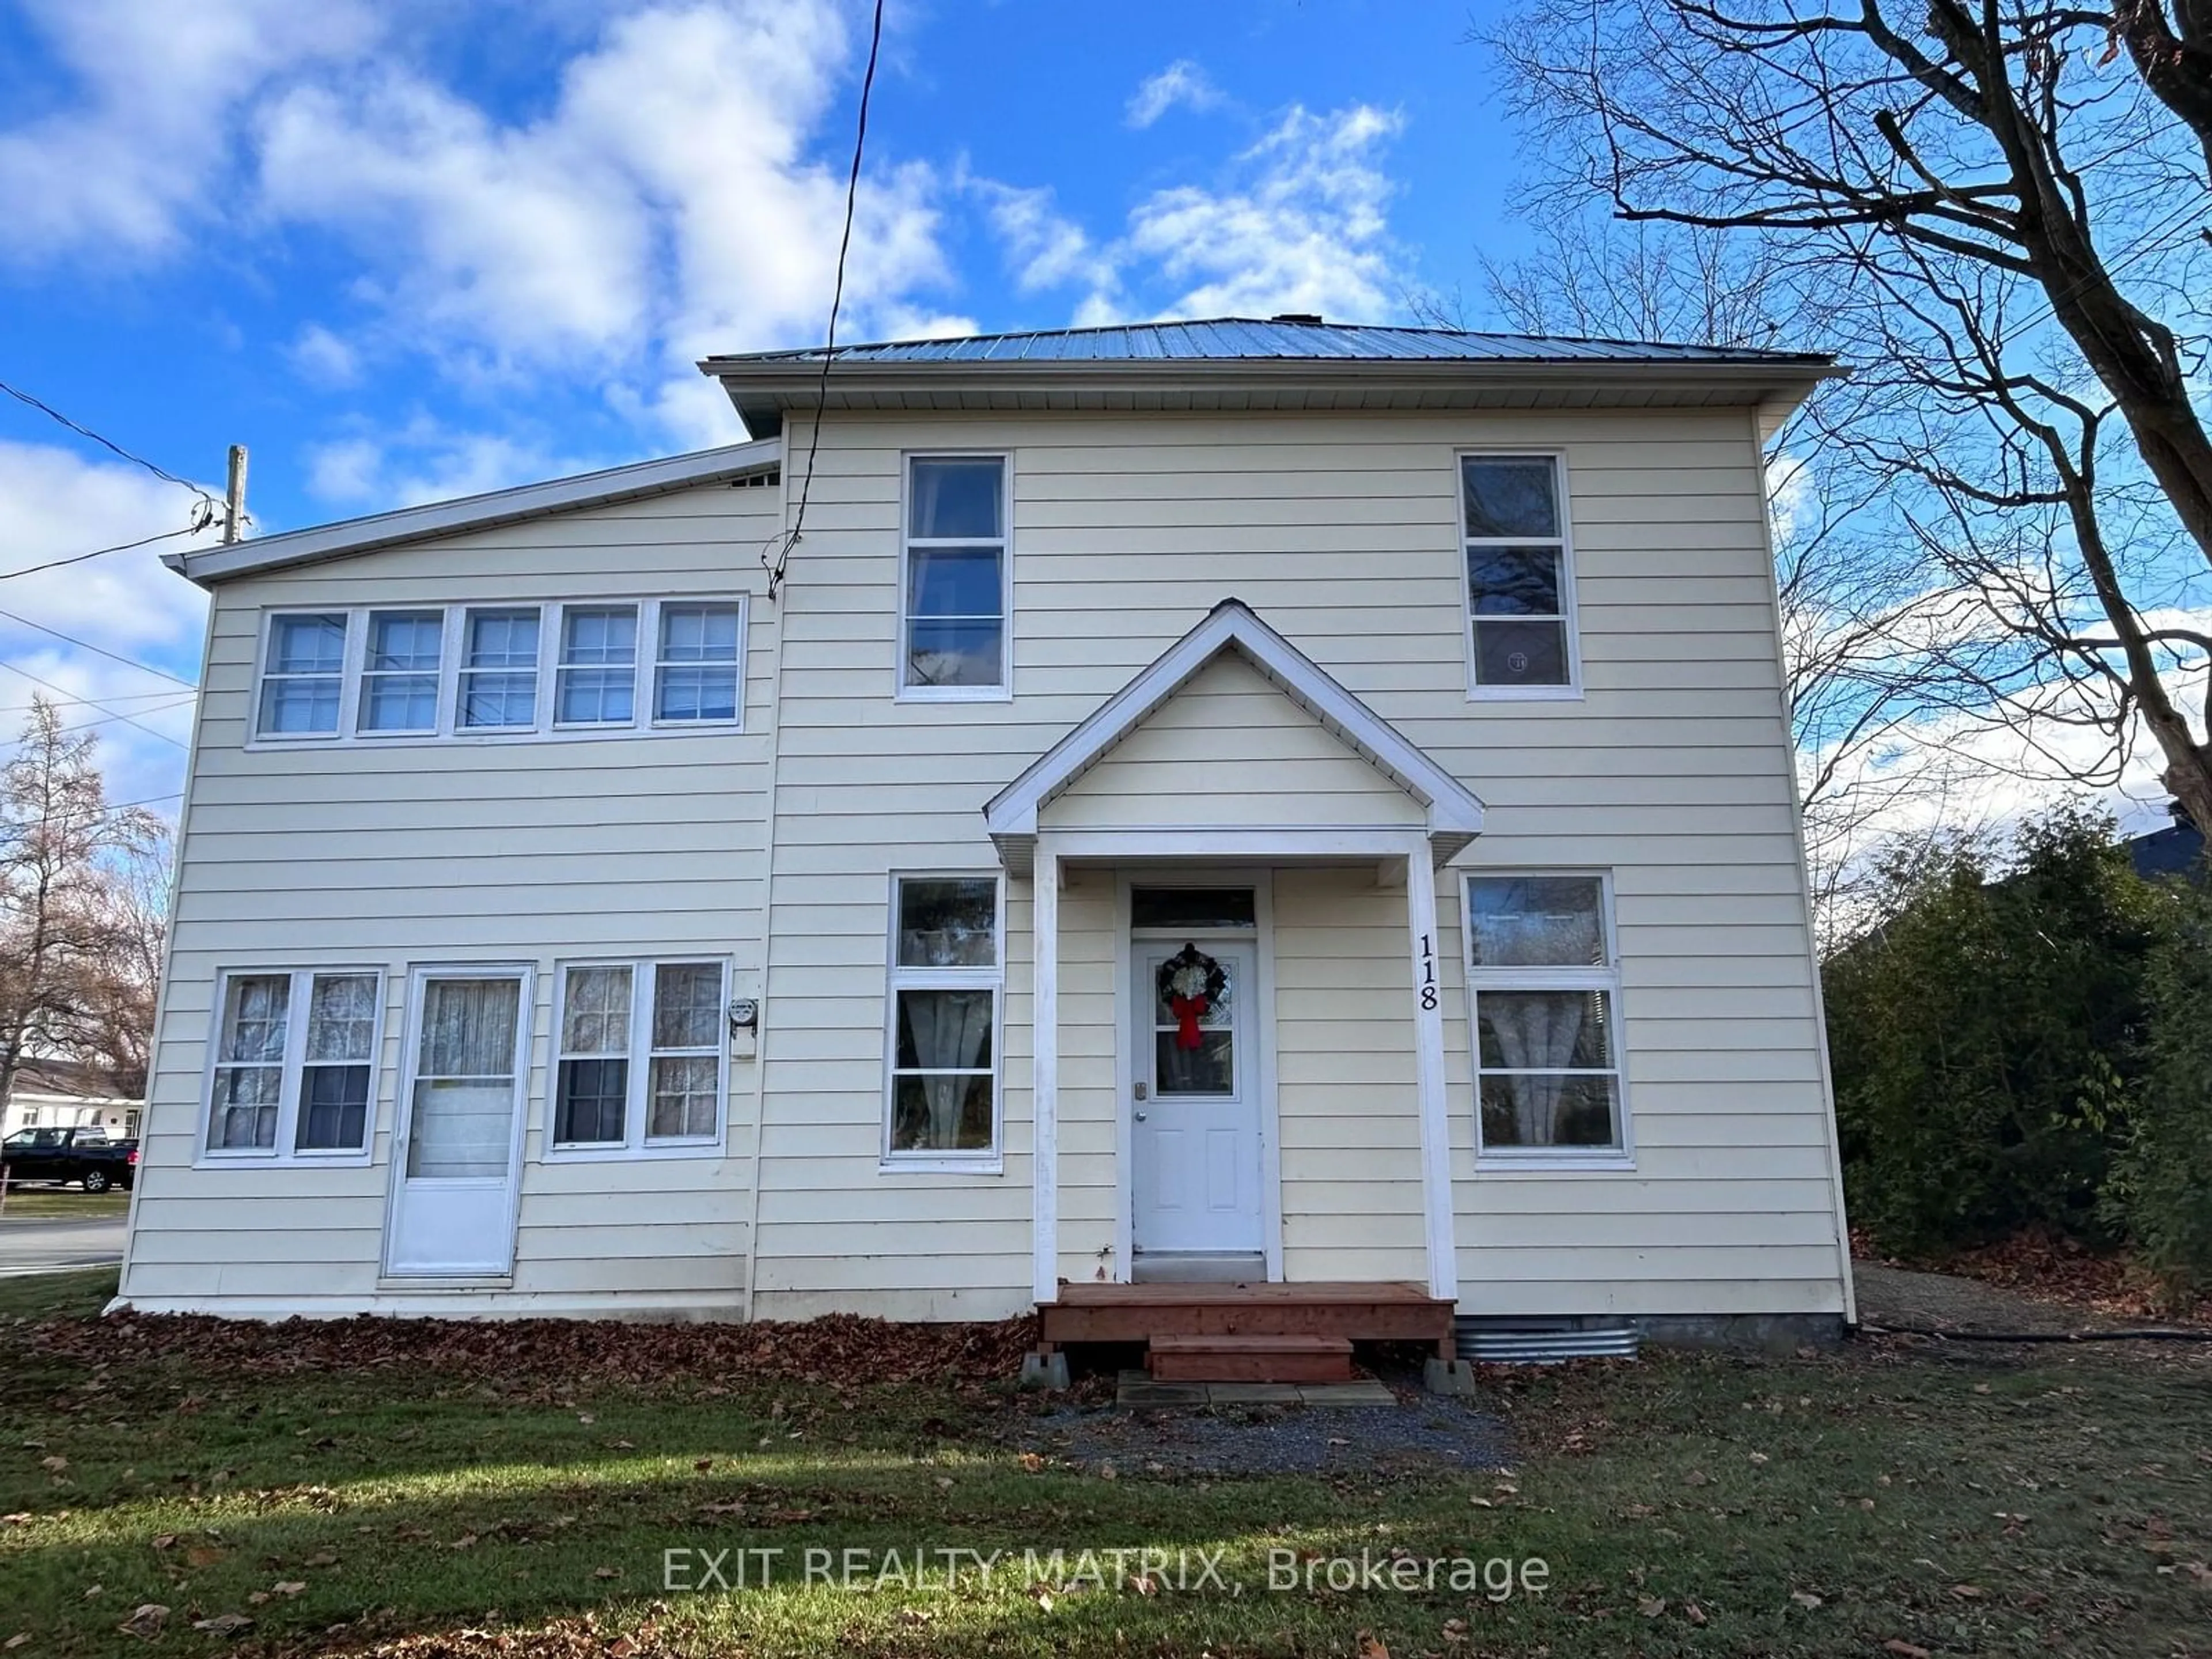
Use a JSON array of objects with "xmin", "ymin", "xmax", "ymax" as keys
[
  {"xmin": 979, "ymin": 102, "xmax": 1408, "ymax": 327},
  {"xmin": 304, "ymin": 417, "xmax": 596, "ymax": 512},
  {"xmin": 0, "ymin": 0, "xmax": 380, "ymax": 265},
  {"xmin": 1126, "ymin": 60, "xmax": 1223, "ymax": 129},
  {"xmin": 287, "ymin": 323, "xmax": 362, "ymax": 387},
  {"xmin": 0, "ymin": 442, "xmax": 219, "ymax": 817},
  {"xmin": 253, "ymin": 1, "xmax": 962, "ymax": 443}
]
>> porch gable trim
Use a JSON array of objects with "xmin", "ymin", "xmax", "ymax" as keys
[{"xmin": 984, "ymin": 600, "xmax": 1484, "ymax": 872}]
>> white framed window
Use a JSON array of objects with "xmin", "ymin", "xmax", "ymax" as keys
[
  {"xmin": 900, "ymin": 454, "xmax": 1010, "ymax": 699},
  {"xmin": 884, "ymin": 873, "xmax": 1002, "ymax": 1168},
  {"xmin": 256, "ymin": 613, "xmax": 350, "ymax": 737},
  {"xmin": 459, "ymin": 607, "xmax": 543, "ymax": 730},
  {"xmin": 555, "ymin": 605, "xmax": 639, "ymax": 726},
  {"xmin": 358, "ymin": 611, "xmax": 444, "ymax": 734},
  {"xmin": 400, "ymin": 966, "xmax": 531, "ymax": 1180},
  {"xmin": 654, "ymin": 603, "xmax": 743, "ymax": 724},
  {"xmin": 202, "ymin": 968, "xmax": 384, "ymax": 1162},
  {"xmin": 550, "ymin": 958, "xmax": 729, "ymax": 1156},
  {"xmin": 249, "ymin": 599, "xmax": 745, "ymax": 745},
  {"xmin": 1460, "ymin": 452, "xmax": 1581, "ymax": 699},
  {"xmin": 1463, "ymin": 873, "xmax": 1630, "ymax": 1167}
]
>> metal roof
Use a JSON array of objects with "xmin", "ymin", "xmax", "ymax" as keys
[{"xmin": 702, "ymin": 316, "xmax": 1830, "ymax": 369}]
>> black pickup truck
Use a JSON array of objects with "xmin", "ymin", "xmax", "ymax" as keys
[{"xmin": 0, "ymin": 1127, "xmax": 139, "ymax": 1193}]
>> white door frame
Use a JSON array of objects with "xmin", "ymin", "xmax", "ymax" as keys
[
  {"xmin": 1115, "ymin": 870, "xmax": 1282, "ymax": 1281},
  {"xmin": 381, "ymin": 962, "xmax": 534, "ymax": 1279},
  {"xmin": 1030, "ymin": 827, "xmax": 1457, "ymax": 1304}
]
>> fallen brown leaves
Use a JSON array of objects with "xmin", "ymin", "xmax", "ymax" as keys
[
  {"xmin": 1859, "ymin": 1226, "xmax": 2209, "ymax": 1324},
  {"xmin": 234, "ymin": 1615, "xmax": 690, "ymax": 1659},
  {"xmin": 29, "ymin": 1308, "xmax": 1039, "ymax": 1391}
]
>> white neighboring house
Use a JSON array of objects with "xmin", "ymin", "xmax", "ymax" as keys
[
  {"xmin": 116, "ymin": 319, "xmax": 1855, "ymax": 1347},
  {"xmin": 4, "ymin": 1060, "xmax": 142, "ymax": 1140}
]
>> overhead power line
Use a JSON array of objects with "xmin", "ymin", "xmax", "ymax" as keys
[
  {"xmin": 0, "ymin": 513, "xmax": 215, "ymax": 584},
  {"xmin": 766, "ymin": 0, "xmax": 885, "ymax": 601},
  {"xmin": 0, "ymin": 662, "xmax": 190, "ymax": 750},
  {"xmin": 0, "ymin": 377, "xmax": 221, "ymax": 506},
  {"xmin": 0, "ymin": 605, "xmax": 198, "ymax": 690}
]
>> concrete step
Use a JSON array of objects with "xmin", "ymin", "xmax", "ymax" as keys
[{"xmin": 1145, "ymin": 1334, "xmax": 1355, "ymax": 1384}]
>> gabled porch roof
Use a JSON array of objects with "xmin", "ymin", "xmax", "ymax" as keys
[{"xmin": 983, "ymin": 600, "xmax": 1484, "ymax": 874}]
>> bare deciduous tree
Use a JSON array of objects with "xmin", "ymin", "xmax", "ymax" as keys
[
  {"xmin": 1419, "ymin": 215, "xmax": 2008, "ymax": 935},
  {"xmin": 0, "ymin": 698, "xmax": 165, "ymax": 1109},
  {"xmin": 1484, "ymin": 0, "xmax": 2212, "ymax": 845}
]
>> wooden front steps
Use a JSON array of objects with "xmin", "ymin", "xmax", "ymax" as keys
[
  {"xmin": 1036, "ymin": 1279, "xmax": 1455, "ymax": 1384},
  {"xmin": 1146, "ymin": 1334, "xmax": 1353, "ymax": 1384}
]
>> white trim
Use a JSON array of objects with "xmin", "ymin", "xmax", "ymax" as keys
[
  {"xmin": 1031, "ymin": 844, "xmax": 1060, "ymax": 1302},
  {"xmin": 381, "ymin": 963, "xmax": 534, "ymax": 1279},
  {"xmin": 896, "ymin": 450, "xmax": 1013, "ymax": 703},
  {"xmin": 983, "ymin": 601, "xmax": 1483, "ymax": 872},
  {"xmin": 1457, "ymin": 449, "xmax": 1584, "ymax": 702},
  {"xmin": 881, "ymin": 870, "xmax": 1006, "ymax": 1173},
  {"xmin": 168, "ymin": 440, "xmax": 782, "ymax": 585},
  {"xmin": 195, "ymin": 967, "xmax": 386, "ymax": 1169},
  {"xmin": 247, "ymin": 597, "xmax": 748, "ymax": 750},
  {"xmin": 544, "ymin": 957, "xmax": 731, "ymax": 1161},
  {"xmin": 1405, "ymin": 855, "xmax": 1459, "ymax": 1299},
  {"xmin": 1463, "ymin": 869, "xmax": 1637, "ymax": 1172}
]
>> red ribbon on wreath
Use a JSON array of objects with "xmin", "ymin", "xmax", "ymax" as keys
[{"xmin": 1157, "ymin": 944, "xmax": 1228, "ymax": 1051}]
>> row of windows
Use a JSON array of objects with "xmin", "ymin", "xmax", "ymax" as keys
[
  {"xmin": 196, "ymin": 872, "xmax": 1627, "ymax": 1171},
  {"xmin": 255, "ymin": 599, "xmax": 745, "ymax": 742},
  {"xmin": 203, "ymin": 960, "xmax": 732, "ymax": 1163},
  {"xmin": 246, "ymin": 453, "xmax": 1578, "ymax": 739}
]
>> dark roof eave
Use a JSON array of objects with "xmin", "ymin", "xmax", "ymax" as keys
[{"xmin": 698, "ymin": 353, "xmax": 1843, "ymax": 439}]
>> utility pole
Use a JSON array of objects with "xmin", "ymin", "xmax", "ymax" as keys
[{"xmin": 222, "ymin": 444, "xmax": 248, "ymax": 545}]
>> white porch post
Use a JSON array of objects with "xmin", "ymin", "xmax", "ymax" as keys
[
  {"xmin": 1030, "ymin": 841, "xmax": 1060, "ymax": 1305},
  {"xmin": 1406, "ymin": 846, "xmax": 1459, "ymax": 1301}
]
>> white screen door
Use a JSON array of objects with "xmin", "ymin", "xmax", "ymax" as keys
[
  {"xmin": 1131, "ymin": 941, "xmax": 1263, "ymax": 1256},
  {"xmin": 385, "ymin": 970, "xmax": 529, "ymax": 1276}
]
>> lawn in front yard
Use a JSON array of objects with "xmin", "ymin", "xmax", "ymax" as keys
[
  {"xmin": 0, "ymin": 1189, "xmax": 131, "ymax": 1221},
  {"xmin": 2, "ymin": 1268, "xmax": 2207, "ymax": 1658}
]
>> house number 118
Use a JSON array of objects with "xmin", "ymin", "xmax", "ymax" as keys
[{"xmin": 1418, "ymin": 934, "xmax": 1438, "ymax": 1012}]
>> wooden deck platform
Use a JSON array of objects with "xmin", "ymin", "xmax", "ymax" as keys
[{"xmin": 1037, "ymin": 1279, "xmax": 1456, "ymax": 1374}]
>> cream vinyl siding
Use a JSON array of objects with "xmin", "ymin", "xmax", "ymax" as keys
[
  {"xmin": 125, "ymin": 481, "xmax": 778, "ymax": 1315},
  {"xmin": 1044, "ymin": 654, "xmax": 1425, "ymax": 831},
  {"xmin": 1272, "ymin": 868, "xmax": 1426, "ymax": 1283},
  {"xmin": 759, "ymin": 407, "xmax": 1843, "ymax": 1321}
]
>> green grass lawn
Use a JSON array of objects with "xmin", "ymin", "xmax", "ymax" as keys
[
  {"xmin": 2, "ymin": 1269, "xmax": 2207, "ymax": 1658},
  {"xmin": 0, "ymin": 1189, "xmax": 131, "ymax": 1221}
]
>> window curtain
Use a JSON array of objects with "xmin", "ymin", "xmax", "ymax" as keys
[
  {"xmin": 409, "ymin": 979, "xmax": 521, "ymax": 1178},
  {"xmin": 902, "ymin": 989, "xmax": 991, "ymax": 1147},
  {"xmin": 1484, "ymin": 994, "xmax": 1586, "ymax": 1145}
]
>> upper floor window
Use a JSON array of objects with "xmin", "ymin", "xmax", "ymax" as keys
[
  {"xmin": 359, "ymin": 611, "xmax": 444, "ymax": 734},
  {"xmin": 1460, "ymin": 454, "xmax": 1578, "ymax": 697},
  {"xmin": 259, "ymin": 613, "xmax": 349, "ymax": 736},
  {"xmin": 1465, "ymin": 873, "xmax": 1628, "ymax": 1165},
  {"xmin": 253, "ymin": 599, "xmax": 744, "ymax": 744},
  {"xmin": 902, "ymin": 456, "xmax": 1007, "ymax": 698}
]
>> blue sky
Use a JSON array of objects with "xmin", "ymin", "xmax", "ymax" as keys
[{"xmin": 0, "ymin": 0, "xmax": 1535, "ymax": 814}]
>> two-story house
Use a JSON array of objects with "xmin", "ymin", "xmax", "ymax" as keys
[{"xmin": 116, "ymin": 319, "xmax": 1855, "ymax": 1371}]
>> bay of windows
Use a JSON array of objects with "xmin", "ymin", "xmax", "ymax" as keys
[{"xmin": 254, "ymin": 599, "xmax": 744, "ymax": 742}]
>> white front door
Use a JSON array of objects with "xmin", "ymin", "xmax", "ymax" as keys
[
  {"xmin": 1131, "ymin": 940, "xmax": 1264, "ymax": 1257},
  {"xmin": 384, "ymin": 968, "xmax": 531, "ymax": 1277}
]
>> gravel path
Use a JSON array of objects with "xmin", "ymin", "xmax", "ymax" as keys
[{"xmin": 1017, "ymin": 1396, "xmax": 1513, "ymax": 1478}]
